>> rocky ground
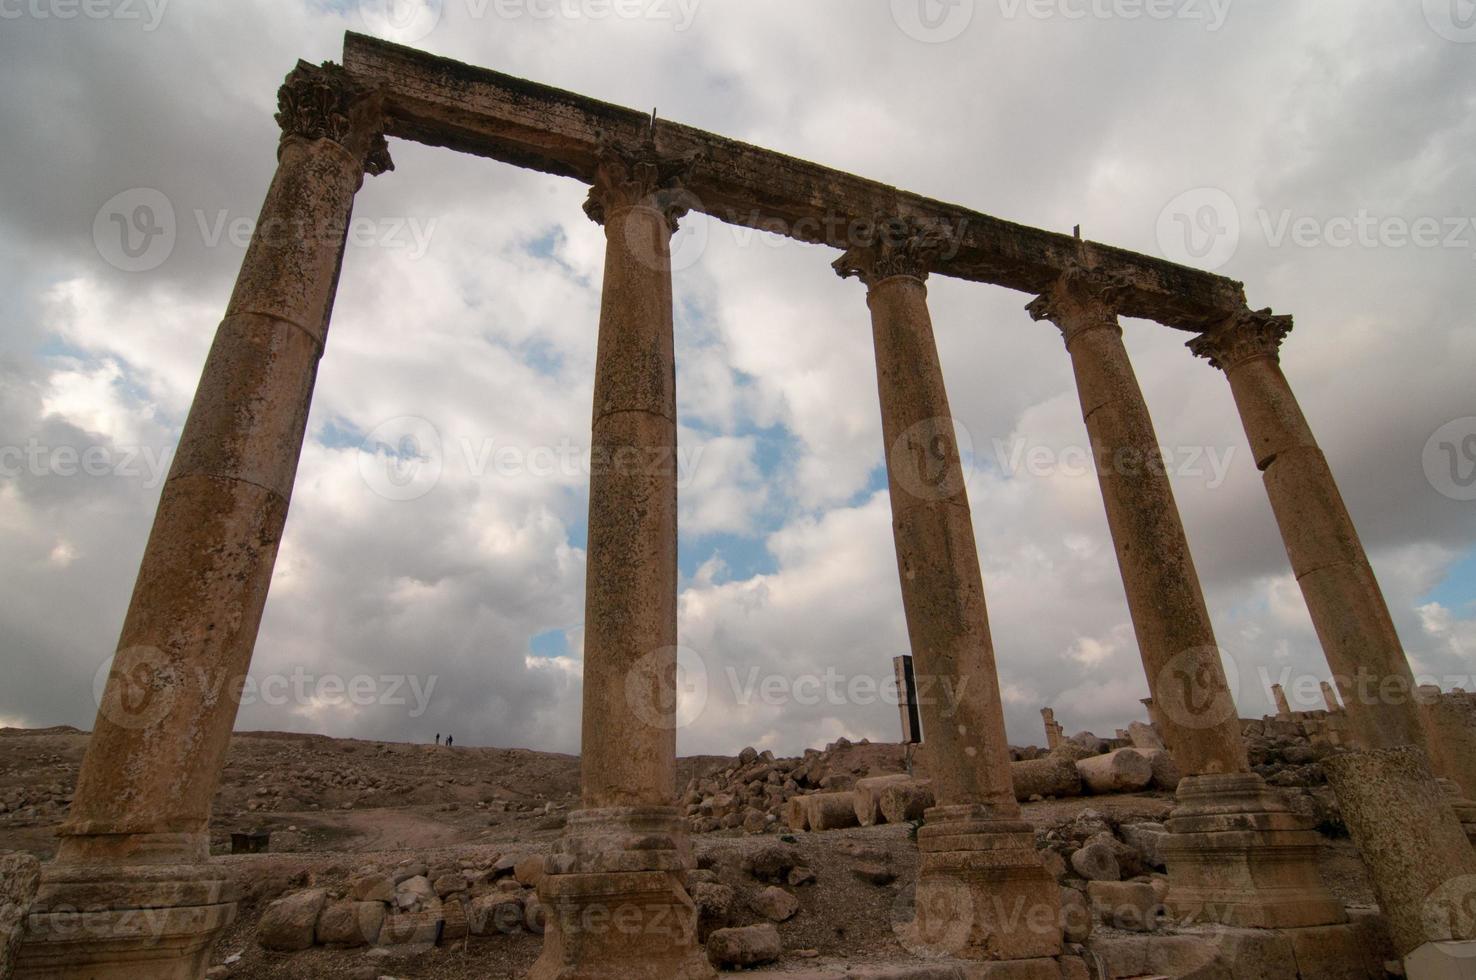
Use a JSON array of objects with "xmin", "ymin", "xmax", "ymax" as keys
[{"xmin": 0, "ymin": 723, "xmax": 1379, "ymax": 978}]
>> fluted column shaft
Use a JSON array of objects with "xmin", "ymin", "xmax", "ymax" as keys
[
  {"xmin": 1030, "ymin": 272, "xmax": 1247, "ymax": 777},
  {"xmin": 58, "ymin": 62, "xmax": 391, "ymax": 867}
]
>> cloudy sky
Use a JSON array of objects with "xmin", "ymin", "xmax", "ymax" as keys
[{"xmin": 1, "ymin": 0, "xmax": 1473, "ymax": 759}]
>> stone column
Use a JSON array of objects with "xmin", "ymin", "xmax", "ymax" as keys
[
  {"xmin": 1041, "ymin": 707, "xmax": 1064, "ymax": 751},
  {"xmin": 1272, "ymin": 684, "xmax": 1294, "ymax": 719},
  {"xmin": 1028, "ymin": 265, "xmax": 1343, "ymax": 930},
  {"xmin": 531, "ymin": 133, "xmax": 712, "ymax": 980},
  {"xmin": 17, "ymin": 62, "xmax": 390, "ymax": 980},
  {"xmin": 1419, "ymin": 688, "xmax": 1476, "ymax": 802},
  {"xmin": 835, "ymin": 218, "xmax": 1061, "ymax": 963},
  {"xmin": 1191, "ymin": 309, "xmax": 1476, "ymax": 961},
  {"xmin": 1320, "ymin": 681, "xmax": 1344, "ymax": 716}
]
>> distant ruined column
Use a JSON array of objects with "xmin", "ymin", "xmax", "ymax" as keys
[
  {"xmin": 1272, "ymin": 683, "xmax": 1294, "ymax": 719},
  {"xmin": 1029, "ymin": 265, "xmax": 1344, "ymax": 930},
  {"xmin": 1192, "ymin": 309, "xmax": 1476, "ymax": 960},
  {"xmin": 531, "ymin": 132, "xmax": 713, "ymax": 980},
  {"xmin": 17, "ymin": 61, "xmax": 392, "ymax": 980},
  {"xmin": 1041, "ymin": 707, "xmax": 1064, "ymax": 751},
  {"xmin": 836, "ymin": 218, "xmax": 1061, "ymax": 961}
]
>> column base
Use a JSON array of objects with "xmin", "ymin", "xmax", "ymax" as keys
[
  {"xmin": 530, "ymin": 806, "xmax": 714, "ymax": 980},
  {"xmin": 14, "ymin": 861, "xmax": 236, "ymax": 980},
  {"xmin": 1162, "ymin": 772, "xmax": 1347, "ymax": 930},
  {"xmin": 899, "ymin": 805, "xmax": 1063, "ymax": 962}
]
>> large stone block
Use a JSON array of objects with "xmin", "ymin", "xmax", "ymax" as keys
[{"xmin": 1, "ymin": 854, "xmax": 41, "ymax": 979}]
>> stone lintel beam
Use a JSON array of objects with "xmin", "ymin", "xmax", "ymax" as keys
[{"xmin": 340, "ymin": 31, "xmax": 1246, "ymax": 330}]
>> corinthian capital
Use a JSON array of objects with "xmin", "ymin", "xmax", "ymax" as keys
[
  {"xmin": 275, "ymin": 61, "xmax": 393, "ymax": 177},
  {"xmin": 583, "ymin": 129, "xmax": 703, "ymax": 232},
  {"xmin": 1189, "ymin": 307, "xmax": 1293, "ymax": 372},
  {"xmin": 1025, "ymin": 261, "xmax": 1132, "ymax": 343},
  {"xmin": 832, "ymin": 216, "xmax": 947, "ymax": 288}
]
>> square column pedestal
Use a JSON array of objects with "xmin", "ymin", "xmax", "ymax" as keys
[
  {"xmin": 14, "ymin": 860, "xmax": 236, "ymax": 980},
  {"xmin": 901, "ymin": 806, "xmax": 1064, "ymax": 963},
  {"xmin": 531, "ymin": 806, "xmax": 714, "ymax": 980},
  {"xmin": 1162, "ymin": 773, "xmax": 1348, "ymax": 930}
]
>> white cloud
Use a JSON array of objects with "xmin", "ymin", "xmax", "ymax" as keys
[{"xmin": 1, "ymin": 0, "xmax": 1473, "ymax": 758}]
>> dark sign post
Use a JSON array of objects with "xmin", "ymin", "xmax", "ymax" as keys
[{"xmin": 893, "ymin": 654, "xmax": 922, "ymax": 745}]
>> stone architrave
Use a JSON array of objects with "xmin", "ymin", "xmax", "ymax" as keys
[
  {"xmin": 530, "ymin": 130, "xmax": 713, "ymax": 980},
  {"xmin": 1028, "ymin": 266, "xmax": 1344, "ymax": 930},
  {"xmin": 16, "ymin": 61, "xmax": 392, "ymax": 980},
  {"xmin": 836, "ymin": 217, "xmax": 1062, "ymax": 962}
]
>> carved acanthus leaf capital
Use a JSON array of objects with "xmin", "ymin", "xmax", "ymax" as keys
[
  {"xmin": 1025, "ymin": 261, "xmax": 1133, "ymax": 342},
  {"xmin": 832, "ymin": 216, "xmax": 948, "ymax": 288},
  {"xmin": 583, "ymin": 130, "xmax": 703, "ymax": 232},
  {"xmin": 275, "ymin": 61, "xmax": 394, "ymax": 177},
  {"xmin": 1189, "ymin": 307, "xmax": 1293, "ymax": 372}
]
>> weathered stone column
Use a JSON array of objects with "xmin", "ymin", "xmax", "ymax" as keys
[
  {"xmin": 16, "ymin": 62, "xmax": 391, "ymax": 980},
  {"xmin": 1272, "ymin": 683, "xmax": 1294, "ymax": 719},
  {"xmin": 836, "ymin": 218, "xmax": 1062, "ymax": 964},
  {"xmin": 1027, "ymin": 265, "xmax": 1344, "ymax": 930},
  {"xmin": 1041, "ymin": 707, "xmax": 1064, "ymax": 751},
  {"xmin": 531, "ymin": 133, "xmax": 712, "ymax": 980},
  {"xmin": 1191, "ymin": 309, "xmax": 1476, "ymax": 962}
]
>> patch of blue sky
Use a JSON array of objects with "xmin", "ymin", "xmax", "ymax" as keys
[{"xmin": 1424, "ymin": 546, "xmax": 1476, "ymax": 615}]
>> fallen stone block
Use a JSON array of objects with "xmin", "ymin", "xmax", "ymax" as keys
[
  {"xmin": 1012, "ymin": 757, "xmax": 1084, "ymax": 801},
  {"xmin": 1087, "ymin": 880, "xmax": 1162, "ymax": 932},
  {"xmin": 257, "ymin": 888, "xmax": 328, "ymax": 952},
  {"xmin": 752, "ymin": 885, "xmax": 799, "ymax": 923},
  {"xmin": 379, "ymin": 908, "xmax": 445, "ymax": 946},
  {"xmin": 1, "ymin": 852, "xmax": 41, "ymax": 978},
  {"xmin": 315, "ymin": 900, "xmax": 385, "ymax": 947},
  {"xmin": 707, "ymin": 923, "xmax": 781, "ymax": 969},
  {"xmin": 878, "ymin": 781, "xmax": 936, "ymax": 824},
  {"xmin": 805, "ymin": 792, "xmax": 860, "ymax": 832},
  {"xmin": 467, "ymin": 893, "xmax": 525, "ymax": 936},
  {"xmin": 853, "ymin": 774, "xmax": 912, "ymax": 826},
  {"xmin": 1076, "ymin": 748, "xmax": 1153, "ymax": 795}
]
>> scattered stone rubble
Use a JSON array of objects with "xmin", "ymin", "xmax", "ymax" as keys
[
  {"xmin": 682, "ymin": 712, "xmax": 1338, "ymax": 841},
  {"xmin": 256, "ymin": 852, "xmax": 548, "ymax": 954}
]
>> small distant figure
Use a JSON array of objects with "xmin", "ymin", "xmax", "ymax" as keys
[
  {"xmin": 435, "ymin": 733, "xmax": 441, "ymax": 746},
  {"xmin": 446, "ymin": 735, "xmax": 454, "ymax": 748}
]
